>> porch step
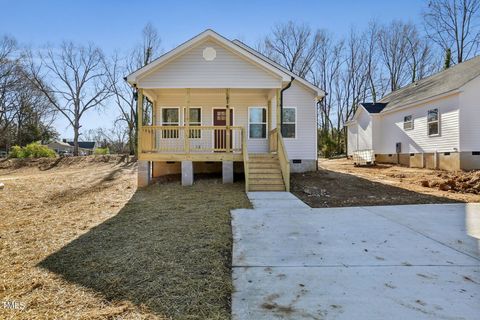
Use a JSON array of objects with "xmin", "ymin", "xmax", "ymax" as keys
[
  {"xmin": 249, "ymin": 184, "xmax": 286, "ymax": 191},
  {"xmin": 246, "ymin": 153, "xmax": 285, "ymax": 192},
  {"xmin": 249, "ymin": 172, "xmax": 283, "ymax": 179},
  {"xmin": 249, "ymin": 178, "xmax": 285, "ymax": 185}
]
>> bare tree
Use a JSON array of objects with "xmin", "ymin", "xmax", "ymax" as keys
[
  {"xmin": 423, "ymin": 0, "xmax": 480, "ymax": 63},
  {"xmin": 106, "ymin": 23, "xmax": 161, "ymax": 155},
  {"xmin": 260, "ymin": 21, "xmax": 323, "ymax": 78},
  {"xmin": 27, "ymin": 42, "xmax": 110, "ymax": 155},
  {"xmin": 378, "ymin": 21, "xmax": 416, "ymax": 91}
]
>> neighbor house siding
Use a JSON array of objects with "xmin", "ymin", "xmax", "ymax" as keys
[
  {"xmin": 376, "ymin": 94, "xmax": 460, "ymax": 154},
  {"xmin": 281, "ymin": 82, "xmax": 318, "ymax": 160},
  {"xmin": 138, "ymin": 40, "xmax": 282, "ymax": 89},
  {"xmin": 459, "ymin": 76, "xmax": 480, "ymax": 152}
]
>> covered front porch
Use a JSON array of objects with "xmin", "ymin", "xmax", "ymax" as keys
[{"xmin": 136, "ymin": 88, "xmax": 290, "ymax": 191}]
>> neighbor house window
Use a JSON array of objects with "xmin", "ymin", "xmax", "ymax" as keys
[
  {"xmin": 403, "ymin": 115, "xmax": 413, "ymax": 130},
  {"xmin": 183, "ymin": 107, "xmax": 202, "ymax": 138},
  {"xmin": 427, "ymin": 108, "xmax": 439, "ymax": 136},
  {"xmin": 248, "ymin": 107, "xmax": 267, "ymax": 139},
  {"xmin": 161, "ymin": 107, "xmax": 179, "ymax": 138},
  {"xmin": 282, "ymin": 107, "xmax": 296, "ymax": 138}
]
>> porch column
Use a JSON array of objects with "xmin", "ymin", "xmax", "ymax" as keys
[
  {"xmin": 184, "ymin": 88, "xmax": 190, "ymax": 153},
  {"xmin": 276, "ymin": 88, "xmax": 281, "ymax": 143},
  {"xmin": 137, "ymin": 88, "xmax": 144, "ymax": 155},
  {"xmin": 225, "ymin": 88, "xmax": 231, "ymax": 153}
]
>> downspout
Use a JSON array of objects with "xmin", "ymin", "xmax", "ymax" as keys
[{"xmin": 280, "ymin": 76, "xmax": 295, "ymax": 134}]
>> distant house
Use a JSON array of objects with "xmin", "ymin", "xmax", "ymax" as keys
[
  {"xmin": 346, "ymin": 56, "xmax": 480, "ymax": 171},
  {"xmin": 46, "ymin": 139, "xmax": 97, "ymax": 155},
  {"xmin": 126, "ymin": 29, "xmax": 325, "ymax": 190}
]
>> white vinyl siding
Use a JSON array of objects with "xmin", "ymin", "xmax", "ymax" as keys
[
  {"xmin": 280, "ymin": 82, "xmax": 318, "ymax": 160},
  {"xmin": 459, "ymin": 76, "xmax": 480, "ymax": 151},
  {"xmin": 377, "ymin": 94, "xmax": 460, "ymax": 154},
  {"xmin": 138, "ymin": 40, "xmax": 282, "ymax": 89}
]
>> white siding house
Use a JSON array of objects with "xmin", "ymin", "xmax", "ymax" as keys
[
  {"xmin": 347, "ymin": 56, "xmax": 480, "ymax": 170},
  {"xmin": 126, "ymin": 29, "xmax": 324, "ymax": 189}
]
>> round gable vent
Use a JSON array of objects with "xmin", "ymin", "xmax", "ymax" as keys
[{"xmin": 203, "ymin": 47, "xmax": 216, "ymax": 61}]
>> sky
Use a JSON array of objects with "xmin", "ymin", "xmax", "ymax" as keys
[{"xmin": 0, "ymin": 0, "xmax": 426, "ymax": 139}]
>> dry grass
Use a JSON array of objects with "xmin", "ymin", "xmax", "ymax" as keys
[{"xmin": 0, "ymin": 157, "xmax": 250, "ymax": 319}]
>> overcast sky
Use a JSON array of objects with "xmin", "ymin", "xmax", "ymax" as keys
[{"xmin": 0, "ymin": 0, "xmax": 426, "ymax": 139}]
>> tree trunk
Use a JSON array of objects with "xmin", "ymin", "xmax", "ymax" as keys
[{"xmin": 73, "ymin": 123, "xmax": 80, "ymax": 156}]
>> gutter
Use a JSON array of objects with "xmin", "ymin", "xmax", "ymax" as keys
[{"xmin": 280, "ymin": 76, "xmax": 295, "ymax": 133}]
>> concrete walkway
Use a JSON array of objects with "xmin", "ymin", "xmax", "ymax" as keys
[{"xmin": 232, "ymin": 197, "xmax": 480, "ymax": 320}]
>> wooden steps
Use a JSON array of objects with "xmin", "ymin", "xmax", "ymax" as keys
[{"xmin": 247, "ymin": 154, "xmax": 286, "ymax": 191}]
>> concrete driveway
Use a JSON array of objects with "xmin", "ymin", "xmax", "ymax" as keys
[{"xmin": 231, "ymin": 193, "xmax": 480, "ymax": 320}]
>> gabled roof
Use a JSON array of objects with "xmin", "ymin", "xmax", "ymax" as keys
[
  {"xmin": 380, "ymin": 55, "xmax": 480, "ymax": 112},
  {"xmin": 67, "ymin": 141, "xmax": 96, "ymax": 149},
  {"xmin": 126, "ymin": 29, "xmax": 324, "ymax": 97},
  {"xmin": 359, "ymin": 102, "xmax": 387, "ymax": 114}
]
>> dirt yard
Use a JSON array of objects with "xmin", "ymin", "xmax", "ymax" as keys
[
  {"xmin": 0, "ymin": 156, "xmax": 250, "ymax": 319},
  {"xmin": 292, "ymin": 158, "xmax": 480, "ymax": 208}
]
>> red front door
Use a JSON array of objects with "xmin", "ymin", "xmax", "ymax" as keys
[{"xmin": 213, "ymin": 109, "xmax": 233, "ymax": 150}]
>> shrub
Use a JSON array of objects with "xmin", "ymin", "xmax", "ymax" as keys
[
  {"xmin": 9, "ymin": 143, "xmax": 56, "ymax": 158},
  {"xmin": 94, "ymin": 147, "xmax": 109, "ymax": 155}
]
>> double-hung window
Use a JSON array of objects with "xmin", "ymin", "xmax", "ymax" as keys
[
  {"xmin": 161, "ymin": 108, "xmax": 179, "ymax": 138},
  {"xmin": 403, "ymin": 115, "xmax": 413, "ymax": 130},
  {"xmin": 248, "ymin": 107, "xmax": 267, "ymax": 139},
  {"xmin": 183, "ymin": 107, "xmax": 202, "ymax": 138},
  {"xmin": 282, "ymin": 107, "xmax": 296, "ymax": 138},
  {"xmin": 427, "ymin": 108, "xmax": 439, "ymax": 136}
]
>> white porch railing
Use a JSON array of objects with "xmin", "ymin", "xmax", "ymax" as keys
[{"xmin": 140, "ymin": 126, "xmax": 244, "ymax": 154}]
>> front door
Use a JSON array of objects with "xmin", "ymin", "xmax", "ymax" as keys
[{"xmin": 213, "ymin": 109, "xmax": 233, "ymax": 150}]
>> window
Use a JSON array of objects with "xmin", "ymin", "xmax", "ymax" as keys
[
  {"xmin": 183, "ymin": 107, "xmax": 202, "ymax": 138},
  {"xmin": 161, "ymin": 108, "xmax": 179, "ymax": 138},
  {"xmin": 248, "ymin": 107, "xmax": 267, "ymax": 139},
  {"xmin": 427, "ymin": 108, "xmax": 439, "ymax": 136},
  {"xmin": 282, "ymin": 107, "xmax": 296, "ymax": 138},
  {"xmin": 403, "ymin": 115, "xmax": 413, "ymax": 130}
]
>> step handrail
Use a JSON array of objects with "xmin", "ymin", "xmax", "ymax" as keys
[
  {"xmin": 277, "ymin": 130, "xmax": 290, "ymax": 191},
  {"xmin": 242, "ymin": 127, "xmax": 249, "ymax": 192}
]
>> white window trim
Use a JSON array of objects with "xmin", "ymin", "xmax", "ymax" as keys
[
  {"xmin": 403, "ymin": 115, "xmax": 414, "ymax": 131},
  {"xmin": 248, "ymin": 106, "xmax": 268, "ymax": 140},
  {"xmin": 427, "ymin": 108, "xmax": 440, "ymax": 137},
  {"xmin": 160, "ymin": 107, "xmax": 180, "ymax": 139},
  {"xmin": 182, "ymin": 106, "xmax": 202, "ymax": 139},
  {"xmin": 282, "ymin": 106, "xmax": 297, "ymax": 139}
]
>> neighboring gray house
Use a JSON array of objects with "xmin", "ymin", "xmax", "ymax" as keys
[
  {"xmin": 46, "ymin": 139, "xmax": 98, "ymax": 155},
  {"xmin": 347, "ymin": 55, "xmax": 480, "ymax": 171}
]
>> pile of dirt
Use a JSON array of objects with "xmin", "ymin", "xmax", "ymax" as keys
[
  {"xmin": 420, "ymin": 171, "xmax": 480, "ymax": 194},
  {"xmin": 0, "ymin": 154, "xmax": 135, "ymax": 170}
]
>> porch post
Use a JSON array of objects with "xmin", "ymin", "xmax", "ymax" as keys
[
  {"xmin": 276, "ymin": 88, "xmax": 281, "ymax": 142},
  {"xmin": 185, "ymin": 88, "xmax": 190, "ymax": 153},
  {"xmin": 226, "ymin": 88, "xmax": 231, "ymax": 153},
  {"xmin": 137, "ymin": 88, "xmax": 143, "ymax": 155}
]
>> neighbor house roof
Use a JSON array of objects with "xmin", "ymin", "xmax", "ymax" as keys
[
  {"xmin": 67, "ymin": 141, "xmax": 96, "ymax": 149},
  {"xmin": 126, "ymin": 29, "xmax": 325, "ymax": 97},
  {"xmin": 360, "ymin": 103, "xmax": 387, "ymax": 114},
  {"xmin": 379, "ymin": 55, "xmax": 480, "ymax": 112}
]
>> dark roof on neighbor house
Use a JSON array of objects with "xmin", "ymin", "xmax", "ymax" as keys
[
  {"xmin": 379, "ymin": 55, "xmax": 480, "ymax": 112},
  {"xmin": 360, "ymin": 103, "xmax": 387, "ymax": 114},
  {"xmin": 67, "ymin": 141, "xmax": 96, "ymax": 149}
]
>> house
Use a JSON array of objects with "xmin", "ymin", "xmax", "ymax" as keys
[
  {"xmin": 346, "ymin": 55, "xmax": 480, "ymax": 171},
  {"xmin": 46, "ymin": 139, "xmax": 97, "ymax": 155},
  {"xmin": 126, "ymin": 29, "xmax": 325, "ymax": 190}
]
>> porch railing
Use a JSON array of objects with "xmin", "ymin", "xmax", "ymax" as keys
[
  {"xmin": 269, "ymin": 128, "xmax": 290, "ymax": 192},
  {"xmin": 140, "ymin": 126, "xmax": 244, "ymax": 154}
]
